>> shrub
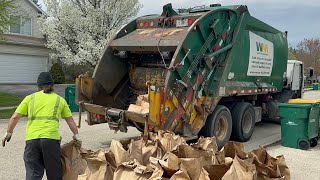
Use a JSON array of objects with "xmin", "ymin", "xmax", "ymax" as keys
[
  {"xmin": 64, "ymin": 63, "xmax": 94, "ymax": 82},
  {"xmin": 49, "ymin": 63, "xmax": 65, "ymax": 84}
]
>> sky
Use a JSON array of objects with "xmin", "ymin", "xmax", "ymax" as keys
[{"xmin": 38, "ymin": 0, "xmax": 320, "ymax": 46}]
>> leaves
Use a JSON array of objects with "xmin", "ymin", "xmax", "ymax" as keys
[
  {"xmin": 290, "ymin": 38, "xmax": 320, "ymax": 79},
  {"xmin": 49, "ymin": 63, "xmax": 66, "ymax": 84},
  {"xmin": 0, "ymin": 0, "xmax": 14, "ymax": 37},
  {"xmin": 40, "ymin": 0, "xmax": 142, "ymax": 67}
]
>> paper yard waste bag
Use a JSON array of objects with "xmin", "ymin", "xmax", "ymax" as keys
[
  {"xmin": 157, "ymin": 131, "xmax": 186, "ymax": 153},
  {"xmin": 113, "ymin": 159, "xmax": 153, "ymax": 180},
  {"xmin": 249, "ymin": 148, "xmax": 290, "ymax": 180},
  {"xmin": 61, "ymin": 141, "xmax": 87, "ymax": 180},
  {"xmin": 61, "ymin": 131, "xmax": 291, "ymax": 180},
  {"xmin": 191, "ymin": 137, "xmax": 218, "ymax": 152},
  {"xmin": 79, "ymin": 149, "xmax": 116, "ymax": 180},
  {"xmin": 222, "ymin": 156, "xmax": 257, "ymax": 180},
  {"xmin": 110, "ymin": 140, "xmax": 130, "ymax": 167},
  {"xmin": 223, "ymin": 141, "xmax": 248, "ymax": 159}
]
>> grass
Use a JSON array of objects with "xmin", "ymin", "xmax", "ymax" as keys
[
  {"xmin": 0, "ymin": 92, "xmax": 23, "ymax": 107},
  {"xmin": 0, "ymin": 108, "xmax": 15, "ymax": 119}
]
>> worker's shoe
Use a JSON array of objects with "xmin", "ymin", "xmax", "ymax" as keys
[
  {"xmin": 2, "ymin": 132, "xmax": 12, "ymax": 147},
  {"xmin": 72, "ymin": 134, "xmax": 82, "ymax": 148}
]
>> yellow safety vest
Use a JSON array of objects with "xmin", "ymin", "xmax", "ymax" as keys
[{"xmin": 15, "ymin": 91, "xmax": 72, "ymax": 141}]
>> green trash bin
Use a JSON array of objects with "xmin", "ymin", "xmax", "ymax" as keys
[
  {"xmin": 279, "ymin": 103, "xmax": 319, "ymax": 150},
  {"xmin": 65, "ymin": 85, "xmax": 79, "ymax": 112},
  {"xmin": 313, "ymin": 83, "xmax": 319, "ymax": 90}
]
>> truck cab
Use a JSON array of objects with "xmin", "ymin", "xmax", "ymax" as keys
[{"xmin": 285, "ymin": 60, "xmax": 304, "ymax": 98}]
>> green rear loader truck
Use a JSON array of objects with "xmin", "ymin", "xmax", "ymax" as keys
[{"xmin": 76, "ymin": 3, "xmax": 304, "ymax": 148}]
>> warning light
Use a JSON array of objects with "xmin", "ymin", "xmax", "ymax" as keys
[
  {"xmin": 145, "ymin": 21, "xmax": 149, "ymax": 27},
  {"xmin": 139, "ymin": 22, "xmax": 144, "ymax": 27},
  {"xmin": 188, "ymin": 19, "xmax": 193, "ymax": 26},
  {"xmin": 150, "ymin": 21, "xmax": 154, "ymax": 27}
]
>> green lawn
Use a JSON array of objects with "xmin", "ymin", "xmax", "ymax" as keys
[
  {"xmin": 0, "ymin": 92, "xmax": 23, "ymax": 107},
  {"xmin": 0, "ymin": 108, "xmax": 15, "ymax": 119}
]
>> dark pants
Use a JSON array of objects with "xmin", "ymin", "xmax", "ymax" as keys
[{"xmin": 24, "ymin": 139, "xmax": 62, "ymax": 180}]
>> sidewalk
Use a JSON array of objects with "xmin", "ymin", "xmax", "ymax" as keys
[{"xmin": 0, "ymin": 106, "xmax": 17, "ymax": 110}]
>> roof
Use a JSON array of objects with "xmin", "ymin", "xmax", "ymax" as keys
[
  {"xmin": 25, "ymin": 0, "xmax": 46, "ymax": 14},
  {"xmin": 3, "ymin": 34, "xmax": 46, "ymax": 47},
  {"xmin": 288, "ymin": 60, "xmax": 303, "ymax": 64}
]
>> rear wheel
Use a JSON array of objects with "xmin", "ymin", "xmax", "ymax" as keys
[
  {"xmin": 310, "ymin": 138, "xmax": 318, "ymax": 147},
  {"xmin": 200, "ymin": 105, "xmax": 232, "ymax": 149},
  {"xmin": 299, "ymin": 140, "xmax": 310, "ymax": 150},
  {"xmin": 231, "ymin": 102, "xmax": 255, "ymax": 142}
]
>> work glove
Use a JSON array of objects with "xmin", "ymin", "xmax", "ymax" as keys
[
  {"xmin": 2, "ymin": 132, "xmax": 12, "ymax": 147},
  {"xmin": 72, "ymin": 134, "xmax": 82, "ymax": 148}
]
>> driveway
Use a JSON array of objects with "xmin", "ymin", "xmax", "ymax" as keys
[
  {"xmin": 0, "ymin": 84, "xmax": 72, "ymax": 98},
  {"xmin": 0, "ymin": 90, "xmax": 319, "ymax": 179}
]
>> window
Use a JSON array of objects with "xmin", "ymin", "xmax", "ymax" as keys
[{"xmin": 9, "ymin": 16, "xmax": 32, "ymax": 36}]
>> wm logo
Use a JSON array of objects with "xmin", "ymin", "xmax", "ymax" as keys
[{"xmin": 256, "ymin": 42, "xmax": 269, "ymax": 54}]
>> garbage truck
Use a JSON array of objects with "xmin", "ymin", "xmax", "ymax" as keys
[{"xmin": 76, "ymin": 3, "xmax": 304, "ymax": 148}]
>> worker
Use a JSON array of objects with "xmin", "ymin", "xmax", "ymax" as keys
[{"xmin": 1, "ymin": 72, "xmax": 81, "ymax": 180}]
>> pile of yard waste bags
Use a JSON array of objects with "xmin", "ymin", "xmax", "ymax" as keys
[{"xmin": 61, "ymin": 131, "xmax": 290, "ymax": 180}]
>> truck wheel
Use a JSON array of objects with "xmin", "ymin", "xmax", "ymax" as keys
[
  {"xmin": 231, "ymin": 102, "xmax": 255, "ymax": 142},
  {"xmin": 200, "ymin": 105, "xmax": 232, "ymax": 149}
]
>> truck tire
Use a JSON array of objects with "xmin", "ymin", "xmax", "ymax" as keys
[
  {"xmin": 231, "ymin": 102, "xmax": 255, "ymax": 142},
  {"xmin": 264, "ymin": 100, "xmax": 280, "ymax": 124},
  {"xmin": 200, "ymin": 105, "xmax": 232, "ymax": 149}
]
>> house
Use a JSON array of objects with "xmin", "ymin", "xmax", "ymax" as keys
[{"xmin": 0, "ymin": 0, "xmax": 50, "ymax": 84}]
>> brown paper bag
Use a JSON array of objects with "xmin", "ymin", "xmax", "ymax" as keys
[
  {"xmin": 249, "ymin": 148, "xmax": 290, "ymax": 180},
  {"xmin": 81, "ymin": 149, "xmax": 115, "ymax": 180},
  {"xmin": 179, "ymin": 157, "xmax": 213, "ymax": 180},
  {"xmin": 148, "ymin": 157, "xmax": 165, "ymax": 179},
  {"xmin": 141, "ymin": 140, "xmax": 165, "ymax": 166},
  {"xmin": 223, "ymin": 141, "xmax": 248, "ymax": 159},
  {"xmin": 110, "ymin": 140, "xmax": 130, "ymax": 167},
  {"xmin": 159, "ymin": 152, "xmax": 180, "ymax": 177},
  {"xmin": 274, "ymin": 155, "xmax": 290, "ymax": 180},
  {"xmin": 157, "ymin": 131, "xmax": 186, "ymax": 153},
  {"xmin": 191, "ymin": 137, "xmax": 218, "ymax": 152},
  {"xmin": 61, "ymin": 141, "xmax": 87, "ymax": 180},
  {"xmin": 172, "ymin": 144, "xmax": 210, "ymax": 158},
  {"xmin": 222, "ymin": 155, "xmax": 256, "ymax": 180},
  {"xmin": 198, "ymin": 168, "xmax": 210, "ymax": 180},
  {"xmin": 113, "ymin": 160, "xmax": 152, "ymax": 180},
  {"xmin": 204, "ymin": 158, "xmax": 233, "ymax": 180},
  {"xmin": 128, "ymin": 139, "xmax": 144, "ymax": 165},
  {"xmin": 113, "ymin": 166, "xmax": 152, "ymax": 180},
  {"xmin": 169, "ymin": 169, "xmax": 191, "ymax": 180}
]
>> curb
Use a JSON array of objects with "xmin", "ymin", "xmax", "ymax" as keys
[{"xmin": 0, "ymin": 106, "xmax": 17, "ymax": 110}]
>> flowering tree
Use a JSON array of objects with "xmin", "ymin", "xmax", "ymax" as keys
[
  {"xmin": 39, "ymin": 0, "xmax": 141, "ymax": 67},
  {"xmin": 0, "ymin": 0, "xmax": 14, "ymax": 37}
]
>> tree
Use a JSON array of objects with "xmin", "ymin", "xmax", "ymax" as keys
[
  {"xmin": 294, "ymin": 38, "xmax": 320, "ymax": 81},
  {"xmin": 49, "ymin": 63, "xmax": 66, "ymax": 84},
  {"xmin": 288, "ymin": 46, "xmax": 297, "ymax": 60},
  {"xmin": 0, "ymin": 0, "xmax": 14, "ymax": 37},
  {"xmin": 39, "ymin": 0, "xmax": 141, "ymax": 67},
  {"xmin": 297, "ymin": 38, "xmax": 320, "ymax": 68}
]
